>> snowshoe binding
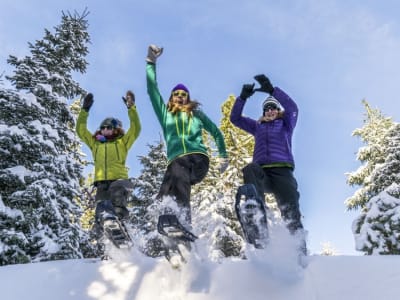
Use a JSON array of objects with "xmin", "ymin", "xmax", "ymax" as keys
[
  {"xmin": 103, "ymin": 216, "xmax": 133, "ymax": 249},
  {"xmin": 157, "ymin": 214, "xmax": 198, "ymax": 242},
  {"xmin": 235, "ymin": 184, "xmax": 269, "ymax": 248}
]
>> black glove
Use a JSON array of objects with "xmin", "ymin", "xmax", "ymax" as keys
[
  {"xmin": 82, "ymin": 93, "xmax": 94, "ymax": 112},
  {"xmin": 146, "ymin": 44, "xmax": 163, "ymax": 64},
  {"xmin": 122, "ymin": 90, "xmax": 135, "ymax": 109},
  {"xmin": 254, "ymin": 74, "xmax": 274, "ymax": 94},
  {"xmin": 239, "ymin": 83, "xmax": 255, "ymax": 100}
]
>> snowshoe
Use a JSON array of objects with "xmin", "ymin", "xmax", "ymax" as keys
[
  {"xmin": 157, "ymin": 214, "xmax": 198, "ymax": 242},
  {"xmin": 103, "ymin": 217, "xmax": 133, "ymax": 249},
  {"xmin": 235, "ymin": 184, "xmax": 268, "ymax": 248}
]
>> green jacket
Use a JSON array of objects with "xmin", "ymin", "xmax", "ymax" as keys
[
  {"xmin": 76, "ymin": 107, "xmax": 141, "ymax": 181},
  {"xmin": 146, "ymin": 63, "xmax": 227, "ymax": 163}
]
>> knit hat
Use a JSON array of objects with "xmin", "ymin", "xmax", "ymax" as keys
[
  {"xmin": 171, "ymin": 83, "xmax": 190, "ymax": 99},
  {"xmin": 100, "ymin": 117, "xmax": 123, "ymax": 129},
  {"xmin": 262, "ymin": 96, "xmax": 282, "ymax": 111}
]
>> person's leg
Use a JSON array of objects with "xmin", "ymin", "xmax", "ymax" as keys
[
  {"xmin": 268, "ymin": 168, "xmax": 303, "ymax": 234},
  {"xmin": 188, "ymin": 154, "xmax": 209, "ymax": 185},
  {"xmin": 267, "ymin": 168, "xmax": 307, "ymax": 254},
  {"xmin": 242, "ymin": 163, "xmax": 268, "ymax": 201},
  {"xmin": 181, "ymin": 154, "xmax": 209, "ymax": 224},
  {"xmin": 109, "ymin": 179, "xmax": 134, "ymax": 220},
  {"xmin": 157, "ymin": 154, "xmax": 209, "ymax": 225},
  {"xmin": 94, "ymin": 181, "xmax": 116, "ymax": 223},
  {"xmin": 157, "ymin": 156, "xmax": 192, "ymax": 223}
]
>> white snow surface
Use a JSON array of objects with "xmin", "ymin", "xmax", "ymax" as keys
[{"xmin": 1, "ymin": 242, "xmax": 399, "ymax": 300}]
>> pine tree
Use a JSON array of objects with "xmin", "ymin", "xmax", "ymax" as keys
[
  {"xmin": 0, "ymin": 10, "xmax": 93, "ymax": 265},
  {"xmin": 6, "ymin": 11, "xmax": 89, "ymax": 98},
  {"xmin": 345, "ymin": 100, "xmax": 395, "ymax": 210},
  {"xmin": 129, "ymin": 138, "xmax": 168, "ymax": 257},
  {"xmin": 353, "ymin": 123, "xmax": 400, "ymax": 254}
]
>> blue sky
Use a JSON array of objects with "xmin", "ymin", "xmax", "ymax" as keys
[{"xmin": 2, "ymin": 0, "xmax": 400, "ymax": 255}]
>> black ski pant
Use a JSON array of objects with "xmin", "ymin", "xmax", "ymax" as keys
[
  {"xmin": 94, "ymin": 179, "xmax": 133, "ymax": 223},
  {"xmin": 157, "ymin": 153, "xmax": 209, "ymax": 224},
  {"xmin": 242, "ymin": 163, "xmax": 303, "ymax": 234}
]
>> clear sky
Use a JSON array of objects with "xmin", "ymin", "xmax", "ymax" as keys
[{"xmin": 2, "ymin": 0, "xmax": 400, "ymax": 255}]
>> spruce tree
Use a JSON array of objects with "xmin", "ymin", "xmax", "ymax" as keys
[
  {"xmin": 346, "ymin": 100, "xmax": 394, "ymax": 210},
  {"xmin": 353, "ymin": 123, "xmax": 400, "ymax": 254},
  {"xmin": 0, "ymin": 10, "xmax": 93, "ymax": 265},
  {"xmin": 6, "ymin": 11, "xmax": 89, "ymax": 98}
]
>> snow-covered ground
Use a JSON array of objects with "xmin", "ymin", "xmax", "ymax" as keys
[{"xmin": 1, "ymin": 242, "xmax": 399, "ymax": 300}]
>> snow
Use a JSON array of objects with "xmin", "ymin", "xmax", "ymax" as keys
[
  {"xmin": 1, "ymin": 241, "xmax": 399, "ymax": 300},
  {"xmin": 0, "ymin": 196, "xmax": 23, "ymax": 219},
  {"xmin": 4, "ymin": 165, "xmax": 31, "ymax": 184}
]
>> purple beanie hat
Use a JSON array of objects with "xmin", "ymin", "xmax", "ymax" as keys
[{"xmin": 171, "ymin": 83, "xmax": 190, "ymax": 99}]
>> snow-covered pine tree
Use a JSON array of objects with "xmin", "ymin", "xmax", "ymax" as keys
[
  {"xmin": 0, "ymin": 10, "xmax": 94, "ymax": 265},
  {"xmin": 346, "ymin": 100, "xmax": 394, "ymax": 210},
  {"xmin": 353, "ymin": 122, "xmax": 400, "ymax": 254},
  {"xmin": 6, "ymin": 11, "xmax": 89, "ymax": 98},
  {"xmin": 129, "ymin": 138, "xmax": 168, "ymax": 257}
]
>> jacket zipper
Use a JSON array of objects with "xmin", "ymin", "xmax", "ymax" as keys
[
  {"xmin": 104, "ymin": 143, "xmax": 108, "ymax": 180},
  {"xmin": 175, "ymin": 113, "xmax": 189, "ymax": 154}
]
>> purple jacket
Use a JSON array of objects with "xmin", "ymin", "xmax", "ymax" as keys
[{"xmin": 230, "ymin": 87, "xmax": 298, "ymax": 167}]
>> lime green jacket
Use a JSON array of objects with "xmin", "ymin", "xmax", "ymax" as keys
[
  {"xmin": 76, "ymin": 107, "xmax": 141, "ymax": 181},
  {"xmin": 146, "ymin": 63, "xmax": 227, "ymax": 163}
]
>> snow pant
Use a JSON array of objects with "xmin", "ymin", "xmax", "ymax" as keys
[
  {"xmin": 242, "ymin": 163, "xmax": 303, "ymax": 234},
  {"xmin": 94, "ymin": 179, "xmax": 133, "ymax": 223},
  {"xmin": 157, "ymin": 153, "xmax": 209, "ymax": 224}
]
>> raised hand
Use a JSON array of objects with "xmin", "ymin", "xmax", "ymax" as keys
[
  {"xmin": 122, "ymin": 90, "xmax": 135, "ymax": 109},
  {"xmin": 254, "ymin": 74, "xmax": 274, "ymax": 94},
  {"xmin": 82, "ymin": 93, "xmax": 94, "ymax": 112},
  {"xmin": 239, "ymin": 83, "xmax": 255, "ymax": 100},
  {"xmin": 146, "ymin": 44, "xmax": 163, "ymax": 64}
]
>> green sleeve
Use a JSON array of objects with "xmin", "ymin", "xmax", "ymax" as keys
[
  {"xmin": 146, "ymin": 63, "xmax": 168, "ymax": 128},
  {"xmin": 123, "ymin": 105, "xmax": 141, "ymax": 149},
  {"xmin": 197, "ymin": 110, "xmax": 228, "ymax": 158},
  {"xmin": 76, "ymin": 109, "xmax": 95, "ymax": 150}
]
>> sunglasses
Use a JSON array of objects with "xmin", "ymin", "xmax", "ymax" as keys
[
  {"xmin": 100, "ymin": 125, "xmax": 114, "ymax": 130},
  {"xmin": 264, "ymin": 105, "xmax": 278, "ymax": 112},
  {"xmin": 172, "ymin": 91, "xmax": 188, "ymax": 98}
]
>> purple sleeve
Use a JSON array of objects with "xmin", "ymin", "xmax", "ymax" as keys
[
  {"xmin": 272, "ymin": 87, "xmax": 298, "ymax": 131},
  {"xmin": 230, "ymin": 97, "xmax": 257, "ymax": 134}
]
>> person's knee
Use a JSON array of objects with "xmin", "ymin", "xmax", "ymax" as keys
[
  {"xmin": 114, "ymin": 206, "xmax": 129, "ymax": 220},
  {"xmin": 111, "ymin": 188, "xmax": 129, "ymax": 207}
]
